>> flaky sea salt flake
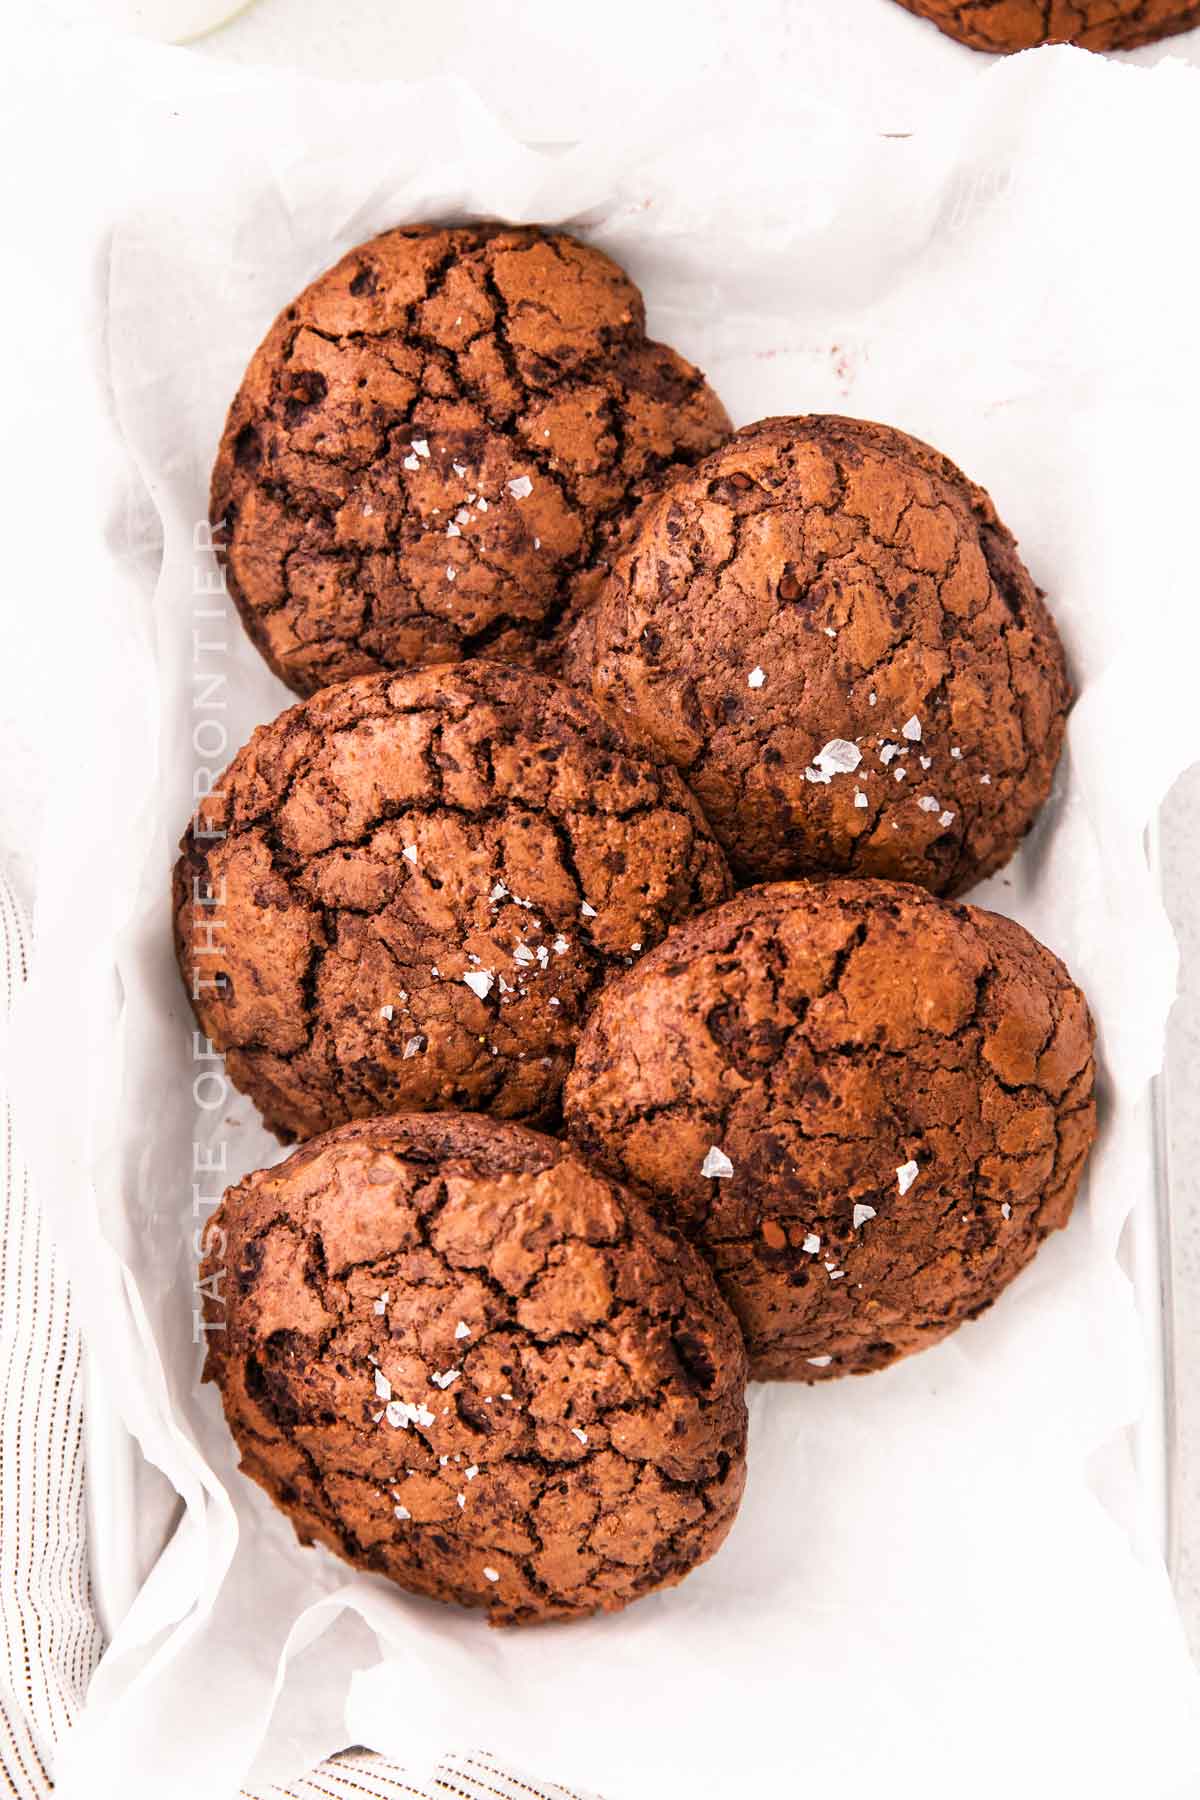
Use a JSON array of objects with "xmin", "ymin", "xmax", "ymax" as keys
[
  {"xmin": 814, "ymin": 738, "xmax": 862, "ymax": 777},
  {"xmin": 507, "ymin": 475, "xmax": 533, "ymax": 500},
  {"xmin": 747, "ymin": 666, "xmax": 766, "ymax": 689},
  {"xmin": 700, "ymin": 1145, "xmax": 734, "ymax": 1180},
  {"xmin": 853, "ymin": 1204, "xmax": 877, "ymax": 1229},
  {"xmin": 901, "ymin": 715, "xmax": 922, "ymax": 741},
  {"xmin": 896, "ymin": 1160, "xmax": 919, "ymax": 1195},
  {"xmin": 463, "ymin": 969, "xmax": 495, "ymax": 1000}
]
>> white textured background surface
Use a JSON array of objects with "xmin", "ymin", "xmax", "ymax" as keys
[{"xmin": 9, "ymin": 0, "xmax": 1200, "ymax": 1709}]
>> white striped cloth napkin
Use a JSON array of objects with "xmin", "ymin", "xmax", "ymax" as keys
[{"xmin": 0, "ymin": 875, "xmax": 100, "ymax": 1799}]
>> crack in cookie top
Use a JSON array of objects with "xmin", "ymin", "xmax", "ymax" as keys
[
  {"xmin": 588, "ymin": 414, "xmax": 1071, "ymax": 893},
  {"xmin": 564, "ymin": 879, "xmax": 1097, "ymax": 1381},
  {"xmin": 892, "ymin": 0, "xmax": 1200, "ymax": 51},
  {"xmin": 201, "ymin": 1112, "xmax": 748, "ymax": 1625},
  {"xmin": 174, "ymin": 661, "xmax": 732, "ymax": 1141},
  {"xmin": 211, "ymin": 223, "xmax": 730, "ymax": 696}
]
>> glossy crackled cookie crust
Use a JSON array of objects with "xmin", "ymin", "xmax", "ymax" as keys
[
  {"xmin": 211, "ymin": 223, "xmax": 730, "ymax": 695},
  {"xmin": 893, "ymin": 0, "xmax": 1200, "ymax": 51},
  {"xmin": 565, "ymin": 879, "xmax": 1097, "ymax": 1380},
  {"xmin": 202, "ymin": 1112, "xmax": 748, "ymax": 1624},
  {"xmin": 588, "ymin": 415, "xmax": 1070, "ymax": 893},
  {"xmin": 175, "ymin": 661, "xmax": 731, "ymax": 1140}
]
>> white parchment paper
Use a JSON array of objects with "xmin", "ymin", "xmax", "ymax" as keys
[{"xmin": 6, "ymin": 17, "xmax": 1200, "ymax": 1800}]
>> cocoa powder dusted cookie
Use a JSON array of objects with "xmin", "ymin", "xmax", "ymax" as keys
[
  {"xmin": 175, "ymin": 662, "xmax": 731, "ymax": 1141},
  {"xmin": 892, "ymin": 0, "xmax": 1200, "ymax": 49},
  {"xmin": 212, "ymin": 223, "xmax": 730, "ymax": 696},
  {"xmin": 201, "ymin": 1112, "xmax": 749, "ymax": 1625},
  {"xmin": 588, "ymin": 415, "xmax": 1071, "ymax": 893},
  {"xmin": 564, "ymin": 880, "xmax": 1097, "ymax": 1381}
]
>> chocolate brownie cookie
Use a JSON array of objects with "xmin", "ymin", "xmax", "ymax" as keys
[
  {"xmin": 212, "ymin": 224, "xmax": 730, "ymax": 696},
  {"xmin": 892, "ymin": 0, "xmax": 1200, "ymax": 50},
  {"xmin": 564, "ymin": 880, "xmax": 1096, "ymax": 1380},
  {"xmin": 588, "ymin": 415, "xmax": 1070, "ymax": 893},
  {"xmin": 175, "ymin": 661, "xmax": 731, "ymax": 1141},
  {"xmin": 201, "ymin": 1112, "xmax": 749, "ymax": 1625}
]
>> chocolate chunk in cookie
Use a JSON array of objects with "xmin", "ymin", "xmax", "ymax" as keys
[
  {"xmin": 564, "ymin": 879, "xmax": 1097, "ymax": 1381},
  {"xmin": 587, "ymin": 415, "xmax": 1071, "ymax": 893},
  {"xmin": 201, "ymin": 1112, "xmax": 749, "ymax": 1625},
  {"xmin": 212, "ymin": 224, "xmax": 730, "ymax": 696},
  {"xmin": 893, "ymin": 0, "xmax": 1200, "ymax": 51},
  {"xmin": 175, "ymin": 661, "xmax": 731, "ymax": 1141}
]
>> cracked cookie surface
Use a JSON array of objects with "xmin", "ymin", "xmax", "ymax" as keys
[
  {"xmin": 564, "ymin": 879, "xmax": 1097, "ymax": 1380},
  {"xmin": 587, "ymin": 415, "xmax": 1071, "ymax": 893},
  {"xmin": 175, "ymin": 661, "xmax": 731, "ymax": 1141},
  {"xmin": 892, "ymin": 0, "xmax": 1200, "ymax": 50},
  {"xmin": 211, "ymin": 223, "xmax": 731, "ymax": 696},
  {"xmin": 201, "ymin": 1112, "xmax": 749, "ymax": 1625}
]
